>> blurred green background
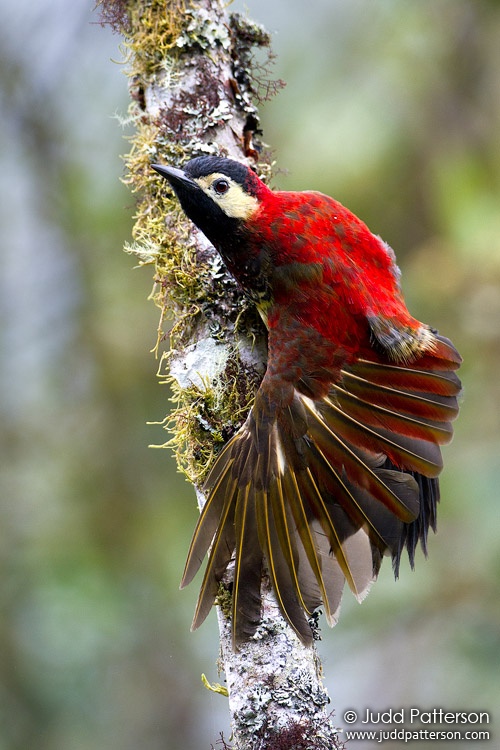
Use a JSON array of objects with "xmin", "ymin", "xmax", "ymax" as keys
[{"xmin": 1, "ymin": 1, "xmax": 499, "ymax": 748}]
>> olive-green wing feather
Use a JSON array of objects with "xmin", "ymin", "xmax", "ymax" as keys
[{"xmin": 181, "ymin": 332, "xmax": 461, "ymax": 645}]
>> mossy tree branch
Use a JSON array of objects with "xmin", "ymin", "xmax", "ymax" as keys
[{"xmin": 98, "ymin": 1, "xmax": 343, "ymax": 747}]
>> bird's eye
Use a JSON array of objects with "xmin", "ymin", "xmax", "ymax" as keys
[{"xmin": 213, "ymin": 179, "xmax": 230, "ymax": 195}]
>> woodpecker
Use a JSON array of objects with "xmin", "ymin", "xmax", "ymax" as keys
[{"xmin": 152, "ymin": 156, "xmax": 461, "ymax": 646}]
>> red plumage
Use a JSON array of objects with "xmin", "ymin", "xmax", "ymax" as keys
[{"xmin": 248, "ymin": 186, "xmax": 421, "ymax": 350}]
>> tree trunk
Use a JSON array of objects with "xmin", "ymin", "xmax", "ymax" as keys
[{"xmin": 98, "ymin": 1, "xmax": 343, "ymax": 746}]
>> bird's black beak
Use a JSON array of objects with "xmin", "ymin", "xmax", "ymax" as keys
[
  {"xmin": 152, "ymin": 163, "xmax": 198, "ymax": 191},
  {"xmin": 151, "ymin": 161, "xmax": 228, "ymax": 244}
]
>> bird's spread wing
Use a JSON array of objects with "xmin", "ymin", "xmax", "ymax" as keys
[{"xmin": 180, "ymin": 329, "xmax": 461, "ymax": 646}]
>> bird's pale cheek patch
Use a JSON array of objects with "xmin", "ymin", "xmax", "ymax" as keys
[
  {"xmin": 195, "ymin": 174, "xmax": 259, "ymax": 220},
  {"xmin": 221, "ymin": 191, "xmax": 259, "ymax": 220}
]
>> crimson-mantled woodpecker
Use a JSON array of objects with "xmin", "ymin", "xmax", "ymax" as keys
[{"xmin": 153, "ymin": 157, "xmax": 461, "ymax": 646}]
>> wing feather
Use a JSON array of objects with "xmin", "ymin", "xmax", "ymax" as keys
[
  {"xmin": 190, "ymin": 481, "xmax": 237, "ymax": 630},
  {"xmin": 303, "ymin": 397, "xmax": 421, "ymax": 520},
  {"xmin": 256, "ymin": 486, "xmax": 313, "ymax": 644},
  {"xmin": 232, "ymin": 484, "xmax": 263, "ymax": 642},
  {"xmin": 280, "ymin": 468, "xmax": 340, "ymax": 624},
  {"xmin": 180, "ymin": 328, "xmax": 461, "ymax": 646},
  {"xmin": 181, "ymin": 461, "xmax": 236, "ymax": 588}
]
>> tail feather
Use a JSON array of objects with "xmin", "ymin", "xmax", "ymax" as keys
[{"xmin": 393, "ymin": 470, "xmax": 440, "ymax": 574}]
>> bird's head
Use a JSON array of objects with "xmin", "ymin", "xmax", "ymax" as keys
[{"xmin": 152, "ymin": 156, "xmax": 269, "ymax": 248}]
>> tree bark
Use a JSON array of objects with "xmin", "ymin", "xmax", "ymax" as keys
[{"xmin": 98, "ymin": 1, "xmax": 343, "ymax": 746}]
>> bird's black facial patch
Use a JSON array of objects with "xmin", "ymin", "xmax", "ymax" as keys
[
  {"xmin": 153, "ymin": 156, "xmax": 260, "ymax": 255},
  {"xmin": 171, "ymin": 180, "xmax": 240, "ymax": 248}
]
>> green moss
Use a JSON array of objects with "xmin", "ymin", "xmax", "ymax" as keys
[
  {"xmin": 215, "ymin": 580, "xmax": 233, "ymax": 621},
  {"xmin": 99, "ymin": 0, "xmax": 282, "ymax": 483},
  {"xmin": 161, "ymin": 345, "xmax": 263, "ymax": 484}
]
